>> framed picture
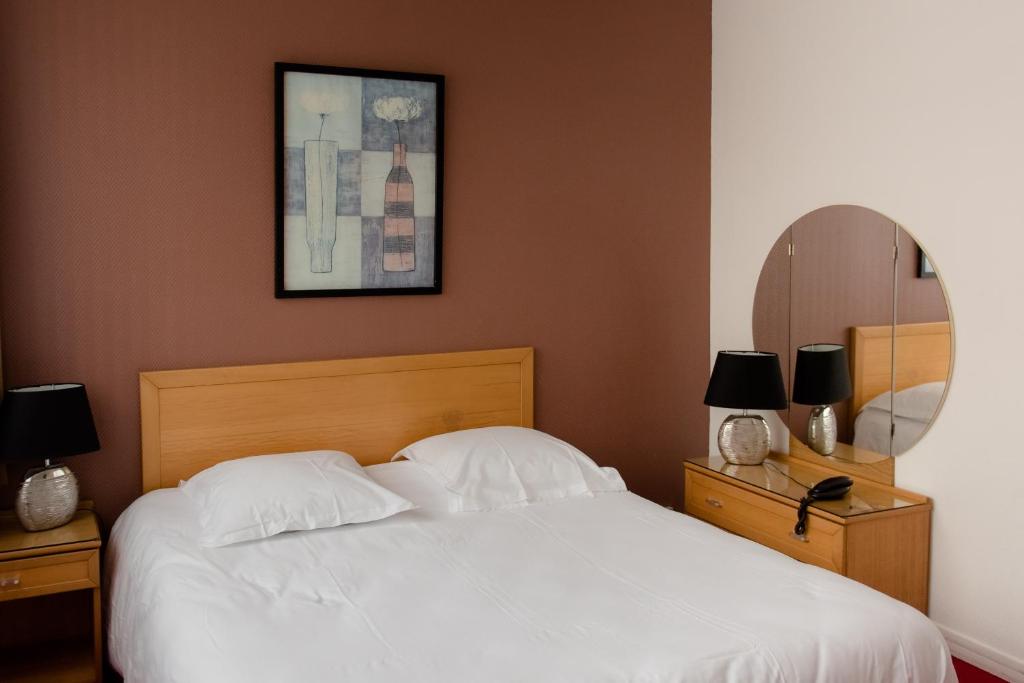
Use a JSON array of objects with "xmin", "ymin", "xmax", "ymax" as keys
[
  {"xmin": 917, "ymin": 246, "xmax": 937, "ymax": 278},
  {"xmin": 275, "ymin": 63, "xmax": 444, "ymax": 297}
]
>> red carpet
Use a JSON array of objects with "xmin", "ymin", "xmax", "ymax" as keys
[{"xmin": 953, "ymin": 657, "xmax": 1008, "ymax": 682}]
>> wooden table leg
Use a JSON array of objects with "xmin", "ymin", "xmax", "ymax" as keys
[{"xmin": 92, "ymin": 587, "xmax": 102, "ymax": 682}]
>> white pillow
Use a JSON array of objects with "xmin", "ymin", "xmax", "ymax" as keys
[
  {"xmin": 365, "ymin": 461, "xmax": 451, "ymax": 513},
  {"xmin": 181, "ymin": 450, "xmax": 415, "ymax": 547},
  {"xmin": 392, "ymin": 426, "xmax": 626, "ymax": 512},
  {"xmin": 861, "ymin": 381, "xmax": 946, "ymax": 423}
]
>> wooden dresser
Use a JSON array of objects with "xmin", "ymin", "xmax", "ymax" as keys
[
  {"xmin": 0, "ymin": 507, "xmax": 102, "ymax": 683},
  {"xmin": 684, "ymin": 454, "xmax": 931, "ymax": 613}
]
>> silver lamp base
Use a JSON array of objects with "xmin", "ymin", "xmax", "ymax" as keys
[
  {"xmin": 717, "ymin": 413, "xmax": 771, "ymax": 465},
  {"xmin": 16, "ymin": 462, "xmax": 79, "ymax": 532},
  {"xmin": 807, "ymin": 404, "xmax": 838, "ymax": 456}
]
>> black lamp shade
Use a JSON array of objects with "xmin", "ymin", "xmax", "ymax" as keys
[
  {"xmin": 704, "ymin": 351, "xmax": 788, "ymax": 411},
  {"xmin": 792, "ymin": 344, "xmax": 852, "ymax": 406},
  {"xmin": 0, "ymin": 384, "xmax": 100, "ymax": 462}
]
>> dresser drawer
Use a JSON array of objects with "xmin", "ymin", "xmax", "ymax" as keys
[
  {"xmin": 685, "ymin": 470, "xmax": 845, "ymax": 572},
  {"xmin": 0, "ymin": 549, "xmax": 99, "ymax": 601}
]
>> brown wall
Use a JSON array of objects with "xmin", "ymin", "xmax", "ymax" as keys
[{"xmin": 0, "ymin": 0, "xmax": 711, "ymax": 525}]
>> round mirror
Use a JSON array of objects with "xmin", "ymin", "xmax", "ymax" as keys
[{"xmin": 753, "ymin": 205, "xmax": 953, "ymax": 459}]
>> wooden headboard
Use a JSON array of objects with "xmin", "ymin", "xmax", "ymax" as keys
[
  {"xmin": 849, "ymin": 321, "xmax": 952, "ymax": 423},
  {"xmin": 140, "ymin": 348, "xmax": 534, "ymax": 492}
]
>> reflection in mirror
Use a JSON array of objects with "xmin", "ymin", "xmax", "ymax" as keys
[
  {"xmin": 753, "ymin": 205, "xmax": 952, "ymax": 462},
  {"xmin": 792, "ymin": 343, "xmax": 851, "ymax": 456},
  {"xmin": 789, "ymin": 206, "xmax": 895, "ymax": 455},
  {"xmin": 874, "ymin": 227, "xmax": 951, "ymax": 455}
]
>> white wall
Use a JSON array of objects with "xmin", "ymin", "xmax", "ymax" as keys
[{"xmin": 712, "ymin": 1, "xmax": 1024, "ymax": 679}]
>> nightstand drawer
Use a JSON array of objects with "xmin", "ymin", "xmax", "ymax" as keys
[
  {"xmin": 685, "ymin": 470, "xmax": 845, "ymax": 572},
  {"xmin": 0, "ymin": 549, "xmax": 99, "ymax": 601}
]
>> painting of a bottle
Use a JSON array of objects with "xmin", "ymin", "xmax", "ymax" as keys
[
  {"xmin": 383, "ymin": 143, "xmax": 415, "ymax": 271},
  {"xmin": 374, "ymin": 96, "xmax": 423, "ymax": 273}
]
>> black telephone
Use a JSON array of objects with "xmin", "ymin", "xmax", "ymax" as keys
[{"xmin": 793, "ymin": 476, "xmax": 853, "ymax": 537}]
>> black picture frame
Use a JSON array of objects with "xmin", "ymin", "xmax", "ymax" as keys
[
  {"xmin": 917, "ymin": 246, "xmax": 937, "ymax": 278},
  {"xmin": 274, "ymin": 62, "xmax": 444, "ymax": 298}
]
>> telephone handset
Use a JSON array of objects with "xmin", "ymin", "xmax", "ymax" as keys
[{"xmin": 793, "ymin": 475, "xmax": 853, "ymax": 537}]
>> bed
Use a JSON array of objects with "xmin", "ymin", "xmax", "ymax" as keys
[
  {"xmin": 107, "ymin": 348, "xmax": 954, "ymax": 682},
  {"xmin": 850, "ymin": 322, "xmax": 952, "ymax": 456}
]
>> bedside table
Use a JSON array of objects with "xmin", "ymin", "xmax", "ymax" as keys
[
  {"xmin": 684, "ymin": 454, "xmax": 931, "ymax": 613},
  {"xmin": 0, "ymin": 506, "xmax": 102, "ymax": 683}
]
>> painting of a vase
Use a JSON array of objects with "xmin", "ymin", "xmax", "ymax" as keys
[
  {"xmin": 382, "ymin": 143, "xmax": 415, "ymax": 272},
  {"xmin": 276, "ymin": 63, "xmax": 443, "ymax": 297},
  {"xmin": 304, "ymin": 130, "xmax": 338, "ymax": 273}
]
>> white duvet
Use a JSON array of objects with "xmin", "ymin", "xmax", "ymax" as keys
[{"xmin": 108, "ymin": 464, "xmax": 954, "ymax": 683}]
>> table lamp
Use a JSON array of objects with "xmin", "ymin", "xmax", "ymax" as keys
[
  {"xmin": 704, "ymin": 351, "xmax": 788, "ymax": 465},
  {"xmin": 0, "ymin": 383, "xmax": 99, "ymax": 531},
  {"xmin": 792, "ymin": 344, "xmax": 852, "ymax": 456}
]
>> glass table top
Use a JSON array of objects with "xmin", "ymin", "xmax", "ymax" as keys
[{"xmin": 686, "ymin": 455, "xmax": 926, "ymax": 518}]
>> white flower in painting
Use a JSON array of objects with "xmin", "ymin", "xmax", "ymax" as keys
[
  {"xmin": 373, "ymin": 96, "xmax": 424, "ymax": 123},
  {"xmin": 300, "ymin": 89, "xmax": 347, "ymax": 115}
]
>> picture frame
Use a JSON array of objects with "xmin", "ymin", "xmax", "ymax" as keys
[
  {"xmin": 275, "ymin": 62, "xmax": 444, "ymax": 298},
  {"xmin": 917, "ymin": 246, "xmax": 937, "ymax": 278}
]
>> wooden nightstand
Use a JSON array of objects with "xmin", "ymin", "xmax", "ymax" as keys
[
  {"xmin": 684, "ymin": 454, "xmax": 931, "ymax": 613},
  {"xmin": 0, "ymin": 506, "xmax": 102, "ymax": 683}
]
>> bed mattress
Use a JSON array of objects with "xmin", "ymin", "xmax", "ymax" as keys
[{"xmin": 107, "ymin": 464, "xmax": 954, "ymax": 682}]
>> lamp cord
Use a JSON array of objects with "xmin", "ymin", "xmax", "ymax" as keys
[{"xmin": 762, "ymin": 461, "xmax": 812, "ymax": 490}]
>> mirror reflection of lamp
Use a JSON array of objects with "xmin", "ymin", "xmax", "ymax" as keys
[
  {"xmin": 792, "ymin": 344, "xmax": 853, "ymax": 456},
  {"xmin": 704, "ymin": 351, "xmax": 788, "ymax": 465}
]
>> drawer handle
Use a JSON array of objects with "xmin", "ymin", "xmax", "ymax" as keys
[
  {"xmin": 789, "ymin": 532, "xmax": 809, "ymax": 543},
  {"xmin": 705, "ymin": 497, "xmax": 723, "ymax": 508},
  {"xmin": 0, "ymin": 575, "xmax": 21, "ymax": 588}
]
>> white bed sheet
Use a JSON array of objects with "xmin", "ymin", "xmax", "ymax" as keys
[
  {"xmin": 854, "ymin": 408, "xmax": 930, "ymax": 455},
  {"xmin": 107, "ymin": 464, "xmax": 954, "ymax": 683}
]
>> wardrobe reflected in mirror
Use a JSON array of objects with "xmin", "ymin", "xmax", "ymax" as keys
[{"xmin": 753, "ymin": 205, "xmax": 953, "ymax": 471}]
